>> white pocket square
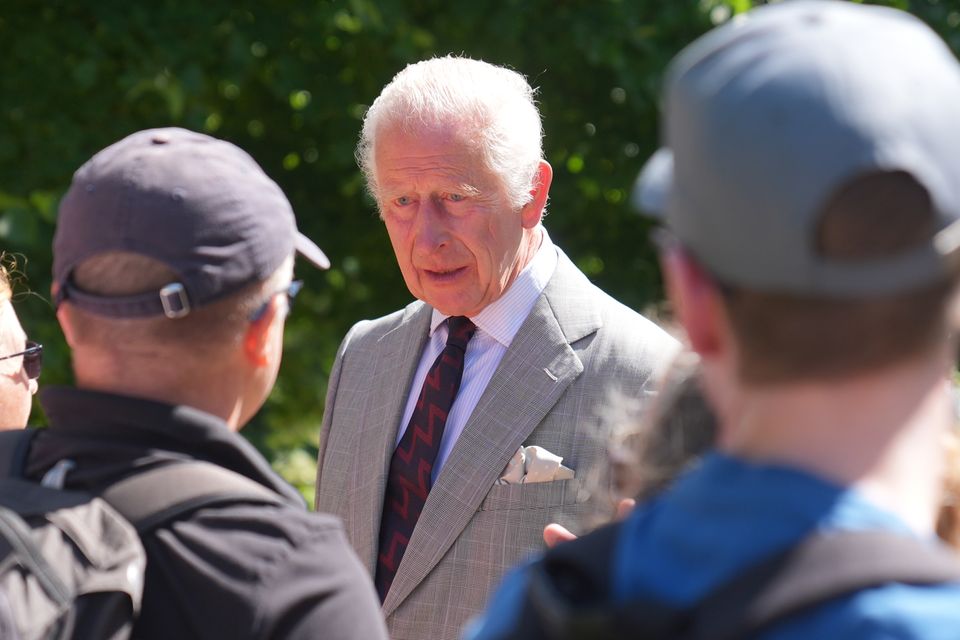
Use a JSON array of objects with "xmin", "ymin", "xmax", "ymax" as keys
[{"xmin": 497, "ymin": 445, "xmax": 575, "ymax": 485}]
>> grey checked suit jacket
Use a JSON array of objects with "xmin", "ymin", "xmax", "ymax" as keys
[{"xmin": 315, "ymin": 250, "xmax": 678, "ymax": 640}]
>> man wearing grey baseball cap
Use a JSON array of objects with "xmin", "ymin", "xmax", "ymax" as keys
[
  {"xmin": 16, "ymin": 128, "xmax": 387, "ymax": 639},
  {"xmin": 468, "ymin": 2, "xmax": 960, "ymax": 638}
]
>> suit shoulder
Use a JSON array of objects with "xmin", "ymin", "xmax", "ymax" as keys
[
  {"xmin": 567, "ymin": 280, "xmax": 680, "ymax": 384},
  {"xmin": 341, "ymin": 301, "xmax": 424, "ymax": 349},
  {"xmin": 605, "ymin": 291, "xmax": 676, "ymax": 350},
  {"xmin": 579, "ymin": 278, "xmax": 678, "ymax": 352},
  {"xmin": 548, "ymin": 251, "xmax": 677, "ymax": 354}
]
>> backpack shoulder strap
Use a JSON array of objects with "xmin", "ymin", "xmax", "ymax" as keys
[
  {"xmin": 101, "ymin": 461, "xmax": 286, "ymax": 535},
  {"xmin": 690, "ymin": 529, "xmax": 960, "ymax": 640},
  {"xmin": 519, "ymin": 520, "xmax": 688, "ymax": 639},
  {"xmin": 532, "ymin": 520, "xmax": 622, "ymax": 634},
  {"xmin": 0, "ymin": 429, "xmax": 39, "ymax": 479},
  {"xmin": 526, "ymin": 526, "xmax": 960, "ymax": 640}
]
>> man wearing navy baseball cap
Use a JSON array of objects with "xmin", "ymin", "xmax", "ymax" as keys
[
  {"xmin": 19, "ymin": 128, "xmax": 387, "ymax": 639},
  {"xmin": 469, "ymin": 2, "xmax": 960, "ymax": 638}
]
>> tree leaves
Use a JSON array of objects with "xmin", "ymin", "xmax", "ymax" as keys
[{"xmin": 0, "ymin": 0, "xmax": 952, "ymax": 501}]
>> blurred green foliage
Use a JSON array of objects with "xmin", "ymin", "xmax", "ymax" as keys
[{"xmin": 1, "ymin": 0, "xmax": 957, "ymax": 500}]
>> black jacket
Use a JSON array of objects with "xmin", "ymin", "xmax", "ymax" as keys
[{"xmin": 26, "ymin": 387, "xmax": 388, "ymax": 640}]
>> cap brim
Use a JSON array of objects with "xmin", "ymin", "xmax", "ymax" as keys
[
  {"xmin": 295, "ymin": 232, "xmax": 331, "ymax": 270},
  {"xmin": 631, "ymin": 147, "xmax": 674, "ymax": 219}
]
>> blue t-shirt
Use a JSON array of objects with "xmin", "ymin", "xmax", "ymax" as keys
[{"xmin": 466, "ymin": 453, "xmax": 960, "ymax": 639}]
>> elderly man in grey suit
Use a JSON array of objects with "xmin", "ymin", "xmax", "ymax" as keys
[{"xmin": 315, "ymin": 55, "xmax": 678, "ymax": 640}]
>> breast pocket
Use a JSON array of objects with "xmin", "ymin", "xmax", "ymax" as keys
[{"xmin": 478, "ymin": 478, "xmax": 585, "ymax": 512}]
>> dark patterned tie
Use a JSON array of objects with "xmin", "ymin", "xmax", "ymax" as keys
[{"xmin": 375, "ymin": 315, "xmax": 477, "ymax": 601}]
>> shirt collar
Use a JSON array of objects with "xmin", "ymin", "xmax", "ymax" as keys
[{"xmin": 430, "ymin": 226, "xmax": 558, "ymax": 348}]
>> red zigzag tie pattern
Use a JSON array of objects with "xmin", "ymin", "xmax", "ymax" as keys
[{"xmin": 375, "ymin": 315, "xmax": 477, "ymax": 602}]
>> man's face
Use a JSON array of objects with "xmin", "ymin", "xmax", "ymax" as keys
[
  {"xmin": 0, "ymin": 299, "xmax": 35, "ymax": 428},
  {"xmin": 375, "ymin": 126, "xmax": 536, "ymax": 317}
]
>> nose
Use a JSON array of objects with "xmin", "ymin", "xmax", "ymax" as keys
[{"xmin": 412, "ymin": 197, "xmax": 451, "ymax": 253}]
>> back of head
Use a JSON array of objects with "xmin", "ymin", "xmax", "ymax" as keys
[
  {"xmin": 637, "ymin": 1, "xmax": 960, "ymax": 382},
  {"xmin": 54, "ymin": 127, "xmax": 328, "ymax": 370},
  {"xmin": 357, "ymin": 55, "xmax": 544, "ymax": 210},
  {"xmin": 64, "ymin": 251, "xmax": 290, "ymax": 357}
]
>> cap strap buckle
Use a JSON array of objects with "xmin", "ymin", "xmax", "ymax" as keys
[{"xmin": 159, "ymin": 283, "xmax": 191, "ymax": 319}]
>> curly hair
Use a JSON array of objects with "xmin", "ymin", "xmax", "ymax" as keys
[
  {"xmin": 610, "ymin": 353, "xmax": 718, "ymax": 503},
  {"xmin": 0, "ymin": 253, "xmax": 18, "ymax": 302}
]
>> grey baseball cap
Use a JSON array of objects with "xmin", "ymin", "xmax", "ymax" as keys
[
  {"xmin": 54, "ymin": 127, "xmax": 329, "ymax": 318},
  {"xmin": 635, "ymin": 0, "xmax": 960, "ymax": 296}
]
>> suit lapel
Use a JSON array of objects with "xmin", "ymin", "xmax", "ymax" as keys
[
  {"xmin": 382, "ymin": 253, "xmax": 602, "ymax": 614},
  {"xmin": 349, "ymin": 302, "xmax": 431, "ymax": 574}
]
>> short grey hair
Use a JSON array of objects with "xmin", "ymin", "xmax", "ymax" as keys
[
  {"xmin": 357, "ymin": 56, "xmax": 544, "ymax": 211},
  {"xmin": 67, "ymin": 252, "xmax": 294, "ymax": 352}
]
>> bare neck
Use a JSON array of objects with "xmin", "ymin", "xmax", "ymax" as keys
[
  {"xmin": 512, "ymin": 225, "xmax": 544, "ymax": 278},
  {"xmin": 719, "ymin": 352, "xmax": 952, "ymax": 535},
  {"xmin": 71, "ymin": 347, "xmax": 249, "ymax": 430}
]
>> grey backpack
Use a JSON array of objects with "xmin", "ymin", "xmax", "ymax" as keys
[{"xmin": 0, "ymin": 428, "xmax": 283, "ymax": 640}]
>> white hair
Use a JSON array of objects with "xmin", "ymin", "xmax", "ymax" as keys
[{"xmin": 357, "ymin": 55, "xmax": 544, "ymax": 210}]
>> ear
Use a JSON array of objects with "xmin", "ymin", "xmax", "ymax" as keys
[
  {"xmin": 56, "ymin": 305, "xmax": 78, "ymax": 349},
  {"xmin": 52, "ymin": 283, "xmax": 76, "ymax": 347},
  {"xmin": 243, "ymin": 298, "xmax": 281, "ymax": 368},
  {"xmin": 661, "ymin": 247, "xmax": 726, "ymax": 357},
  {"xmin": 520, "ymin": 160, "xmax": 553, "ymax": 229}
]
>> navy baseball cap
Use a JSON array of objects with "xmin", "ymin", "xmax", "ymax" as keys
[
  {"xmin": 54, "ymin": 127, "xmax": 329, "ymax": 318},
  {"xmin": 636, "ymin": 1, "xmax": 960, "ymax": 296}
]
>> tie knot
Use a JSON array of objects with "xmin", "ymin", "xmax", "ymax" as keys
[{"xmin": 445, "ymin": 316, "xmax": 476, "ymax": 351}]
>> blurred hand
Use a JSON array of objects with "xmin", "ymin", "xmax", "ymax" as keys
[{"xmin": 542, "ymin": 498, "xmax": 636, "ymax": 548}]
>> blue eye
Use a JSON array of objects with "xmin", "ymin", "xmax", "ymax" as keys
[
  {"xmin": 447, "ymin": 193, "xmax": 466, "ymax": 202},
  {"xmin": 395, "ymin": 196, "xmax": 413, "ymax": 206}
]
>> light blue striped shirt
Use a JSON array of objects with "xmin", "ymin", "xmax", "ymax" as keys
[{"xmin": 394, "ymin": 226, "xmax": 559, "ymax": 482}]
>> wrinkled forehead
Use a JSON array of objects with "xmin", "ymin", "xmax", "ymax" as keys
[{"xmin": 374, "ymin": 124, "xmax": 501, "ymax": 187}]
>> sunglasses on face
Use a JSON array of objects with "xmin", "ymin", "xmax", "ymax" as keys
[{"xmin": 0, "ymin": 341, "xmax": 42, "ymax": 380}]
